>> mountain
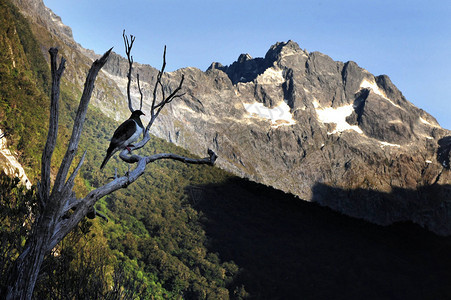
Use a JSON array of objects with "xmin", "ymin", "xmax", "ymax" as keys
[
  {"xmin": 93, "ymin": 44, "xmax": 451, "ymax": 235},
  {"xmin": 3, "ymin": 0, "xmax": 451, "ymax": 298},
  {"xmin": 9, "ymin": 0, "xmax": 451, "ymax": 236},
  {"xmin": 104, "ymin": 40, "xmax": 451, "ymax": 236}
]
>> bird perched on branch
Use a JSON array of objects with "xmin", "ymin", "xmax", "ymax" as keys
[{"xmin": 100, "ymin": 110, "xmax": 145, "ymax": 169}]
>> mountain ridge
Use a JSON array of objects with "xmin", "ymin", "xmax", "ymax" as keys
[{"xmin": 10, "ymin": 0, "xmax": 451, "ymax": 235}]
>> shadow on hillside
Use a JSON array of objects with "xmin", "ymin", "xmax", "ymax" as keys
[
  {"xmin": 438, "ymin": 136, "xmax": 451, "ymax": 168},
  {"xmin": 311, "ymin": 182, "xmax": 451, "ymax": 233},
  {"xmin": 187, "ymin": 178, "xmax": 451, "ymax": 300}
]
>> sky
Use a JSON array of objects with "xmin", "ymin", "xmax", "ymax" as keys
[{"xmin": 43, "ymin": 0, "xmax": 450, "ymax": 130}]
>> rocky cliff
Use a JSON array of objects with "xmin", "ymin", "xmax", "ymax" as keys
[
  {"xmin": 158, "ymin": 41, "xmax": 451, "ymax": 235},
  {"xmin": 0, "ymin": 130, "xmax": 32, "ymax": 189},
  {"xmin": 11, "ymin": 0, "xmax": 451, "ymax": 235}
]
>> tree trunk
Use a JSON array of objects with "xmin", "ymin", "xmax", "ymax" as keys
[
  {"xmin": 6, "ymin": 211, "xmax": 55, "ymax": 300},
  {"xmin": 5, "ymin": 48, "xmax": 66, "ymax": 300}
]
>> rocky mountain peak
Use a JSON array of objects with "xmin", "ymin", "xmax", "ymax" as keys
[
  {"xmin": 265, "ymin": 40, "xmax": 304, "ymax": 61},
  {"xmin": 237, "ymin": 53, "xmax": 253, "ymax": 63},
  {"xmin": 208, "ymin": 41, "xmax": 306, "ymax": 84},
  {"xmin": 11, "ymin": 0, "xmax": 73, "ymax": 42},
  {"xmin": 9, "ymin": 0, "xmax": 451, "ymax": 235},
  {"xmin": 208, "ymin": 53, "xmax": 270, "ymax": 84}
]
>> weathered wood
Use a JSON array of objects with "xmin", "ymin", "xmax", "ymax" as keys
[
  {"xmin": 53, "ymin": 48, "xmax": 113, "ymax": 194},
  {"xmin": 6, "ymin": 48, "xmax": 112, "ymax": 300},
  {"xmin": 40, "ymin": 48, "xmax": 65, "ymax": 205},
  {"xmin": 7, "ymin": 48, "xmax": 64, "ymax": 299}
]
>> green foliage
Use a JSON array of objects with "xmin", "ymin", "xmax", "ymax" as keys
[
  {"xmin": 0, "ymin": 171, "xmax": 37, "ymax": 295},
  {"xmin": 34, "ymin": 219, "xmax": 113, "ymax": 299},
  {"xmin": 0, "ymin": 0, "xmax": 51, "ymax": 180}
]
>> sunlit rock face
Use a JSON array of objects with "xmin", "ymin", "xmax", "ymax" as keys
[
  {"xmin": 11, "ymin": 0, "xmax": 451, "ymax": 235},
  {"xmin": 0, "ymin": 129, "xmax": 32, "ymax": 189},
  {"xmin": 138, "ymin": 41, "xmax": 450, "ymax": 235}
]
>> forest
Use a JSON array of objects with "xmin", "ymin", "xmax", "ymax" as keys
[
  {"xmin": 1, "ymin": 0, "xmax": 451, "ymax": 298},
  {"xmin": 0, "ymin": 1, "xmax": 239, "ymax": 297}
]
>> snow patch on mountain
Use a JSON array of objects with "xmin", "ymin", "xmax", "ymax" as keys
[
  {"xmin": 314, "ymin": 102, "xmax": 363, "ymax": 135},
  {"xmin": 243, "ymin": 100, "xmax": 296, "ymax": 127},
  {"xmin": 379, "ymin": 141, "xmax": 401, "ymax": 148}
]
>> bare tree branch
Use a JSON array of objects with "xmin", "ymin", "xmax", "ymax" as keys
[
  {"xmin": 94, "ymin": 209, "xmax": 108, "ymax": 222},
  {"xmin": 48, "ymin": 146, "xmax": 216, "ymax": 251},
  {"xmin": 123, "ymin": 30, "xmax": 136, "ymax": 113},
  {"xmin": 64, "ymin": 150, "xmax": 87, "ymax": 192},
  {"xmin": 151, "ymin": 46, "xmax": 167, "ymax": 118},
  {"xmin": 118, "ymin": 148, "xmax": 217, "ymax": 166},
  {"xmin": 146, "ymin": 46, "xmax": 185, "ymax": 134},
  {"xmin": 62, "ymin": 192, "xmax": 81, "ymax": 216},
  {"xmin": 53, "ymin": 48, "xmax": 113, "ymax": 194},
  {"xmin": 40, "ymin": 48, "xmax": 65, "ymax": 204},
  {"xmin": 137, "ymin": 73, "xmax": 143, "ymax": 110}
]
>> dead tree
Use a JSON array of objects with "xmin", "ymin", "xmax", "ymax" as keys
[{"xmin": 6, "ymin": 37, "xmax": 216, "ymax": 299}]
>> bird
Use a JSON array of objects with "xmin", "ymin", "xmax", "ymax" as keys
[{"xmin": 100, "ymin": 110, "xmax": 145, "ymax": 169}]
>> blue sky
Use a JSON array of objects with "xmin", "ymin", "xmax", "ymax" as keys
[{"xmin": 43, "ymin": 0, "xmax": 450, "ymax": 129}]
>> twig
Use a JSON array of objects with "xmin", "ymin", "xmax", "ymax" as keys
[
  {"xmin": 137, "ymin": 73, "xmax": 143, "ymax": 110},
  {"xmin": 123, "ymin": 30, "xmax": 136, "ymax": 113},
  {"xmin": 146, "ymin": 46, "xmax": 185, "ymax": 133}
]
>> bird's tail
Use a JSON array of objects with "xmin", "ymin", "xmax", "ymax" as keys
[{"xmin": 100, "ymin": 150, "xmax": 114, "ymax": 170}]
